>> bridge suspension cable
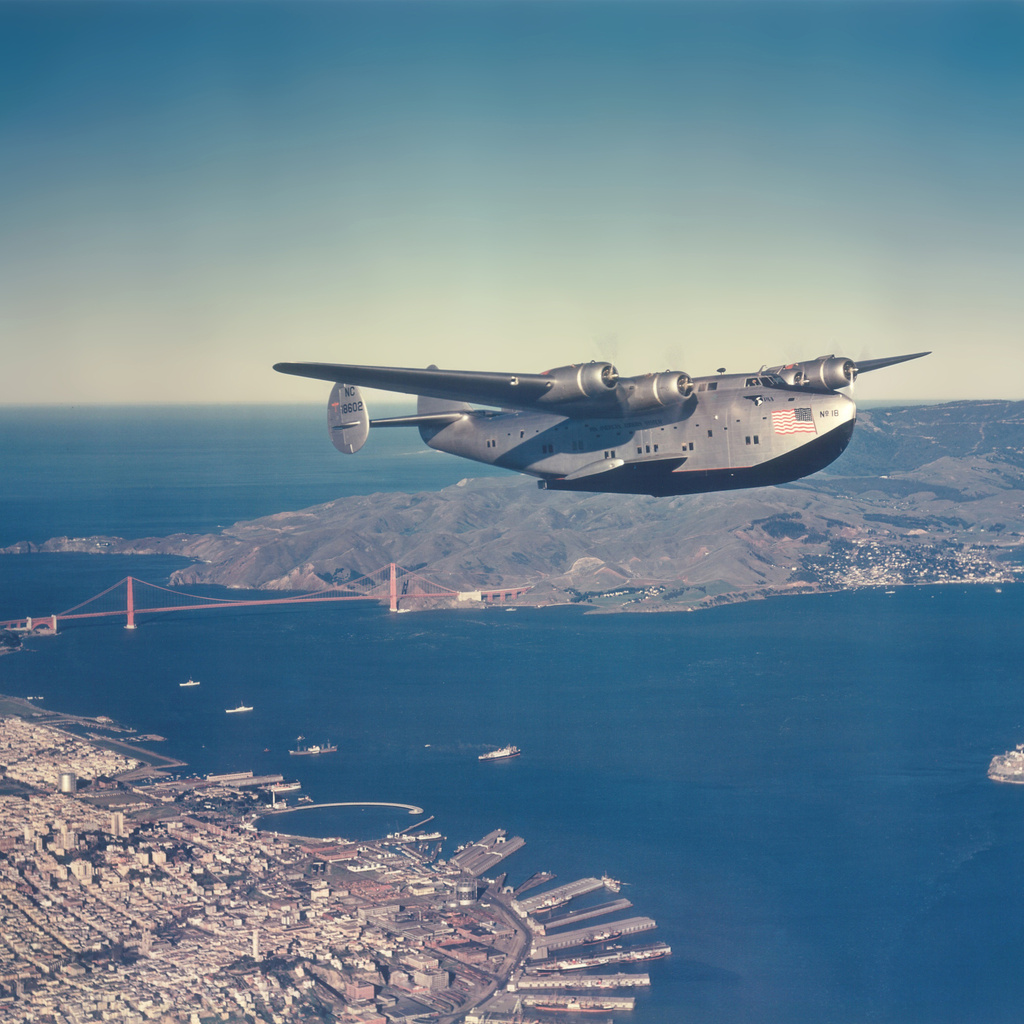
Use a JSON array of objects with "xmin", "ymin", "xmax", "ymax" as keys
[{"xmin": 1, "ymin": 564, "xmax": 532, "ymax": 632}]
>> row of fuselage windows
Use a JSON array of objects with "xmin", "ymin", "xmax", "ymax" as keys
[
  {"xmin": 493, "ymin": 439, "xmax": 727, "ymax": 457},
  {"xmin": 601, "ymin": 440, "xmax": 698, "ymax": 459}
]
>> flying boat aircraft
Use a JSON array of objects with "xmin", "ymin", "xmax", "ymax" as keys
[{"xmin": 273, "ymin": 351, "xmax": 929, "ymax": 497}]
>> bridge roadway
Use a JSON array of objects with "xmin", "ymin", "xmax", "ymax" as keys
[{"xmin": 1, "ymin": 564, "xmax": 533, "ymax": 630}]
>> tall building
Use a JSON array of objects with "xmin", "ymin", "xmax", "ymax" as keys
[
  {"xmin": 110, "ymin": 812, "xmax": 126, "ymax": 837},
  {"xmin": 413, "ymin": 968, "xmax": 450, "ymax": 992},
  {"xmin": 69, "ymin": 859, "xmax": 94, "ymax": 883}
]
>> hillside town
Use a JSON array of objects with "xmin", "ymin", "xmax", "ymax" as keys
[{"xmin": 797, "ymin": 536, "xmax": 1015, "ymax": 590}]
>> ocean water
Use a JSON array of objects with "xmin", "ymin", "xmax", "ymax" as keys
[
  {"xmin": 0, "ymin": 404, "xmax": 507, "ymax": 547},
  {"xmin": 2, "ymin": 407, "xmax": 1024, "ymax": 1023}
]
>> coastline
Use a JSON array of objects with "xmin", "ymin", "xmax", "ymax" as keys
[
  {"xmin": 0, "ymin": 692, "xmax": 187, "ymax": 775},
  {"xmin": 0, "ymin": 547, "xmax": 1017, "ymax": 628},
  {"xmin": 0, "ymin": 693, "xmax": 656, "ymax": 1024},
  {"xmin": 6, "ymin": 401, "xmax": 1024, "ymax": 614}
]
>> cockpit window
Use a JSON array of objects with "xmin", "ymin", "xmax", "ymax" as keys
[{"xmin": 744, "ymin": 377, "xmax": 760, "ymax": 387}]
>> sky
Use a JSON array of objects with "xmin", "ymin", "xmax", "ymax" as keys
[{"xmin": 1, "ymin": 1, "xmax": 1022, "ymax": 405}]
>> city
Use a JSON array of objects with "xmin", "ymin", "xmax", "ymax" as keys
[{"xmin": 0, "ymin": 708, "xmax": 664, "ymax": 1023}]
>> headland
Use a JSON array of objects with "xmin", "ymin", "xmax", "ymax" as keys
[{"xmin": 3, "ymin": 401, "xmax": 1022, "ymax": 615}]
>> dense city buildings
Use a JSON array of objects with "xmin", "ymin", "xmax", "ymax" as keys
[{"xmin": 0, "ymin": 711, "xmax": 661, "ymax": 1023}]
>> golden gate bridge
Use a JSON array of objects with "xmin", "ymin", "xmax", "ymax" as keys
[{"xmin": 1, "ymin": 564, "xmax": 531, "ymax": 633}]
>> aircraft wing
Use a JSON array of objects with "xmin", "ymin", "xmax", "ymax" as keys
[
  {"xmin": 274, "ymin": 361, "xmax": 555, "ymax": 410},
  {"xmin": 852, "ymin": 351, "xmax": 931, "ymax": 375}
]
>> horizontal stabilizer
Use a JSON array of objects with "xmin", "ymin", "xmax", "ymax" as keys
[{"xmin": 370, "ymin": 412, "xmax": 466, "ymax": 428}]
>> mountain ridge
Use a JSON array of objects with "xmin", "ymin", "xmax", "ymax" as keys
[{"xmin": 5, "ymin": 401, "xmax": 1023, "ymax": 611}]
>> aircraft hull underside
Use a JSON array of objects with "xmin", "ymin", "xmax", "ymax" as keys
[{"xmin": 539, "ymin": 419, "xmax": 856, "ymax": 496}]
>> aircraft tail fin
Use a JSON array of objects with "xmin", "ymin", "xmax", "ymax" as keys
[{"xmin": 327, "ymin": 382, "xmax": 369, "ymax": 454}]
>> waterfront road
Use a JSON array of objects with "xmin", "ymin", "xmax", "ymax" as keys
[{"xmin": 437, "ymin": 894, "xmax": 532, "ymax": 1024}]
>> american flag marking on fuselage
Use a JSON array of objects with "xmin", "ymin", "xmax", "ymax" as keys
[{"xmin": 771, "ymin": 408, "xmax": 817, "ymax": 435}]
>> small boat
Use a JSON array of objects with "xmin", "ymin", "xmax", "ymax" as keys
[
  {"xmin": 225, "ymin": 704, "xmax": 253, "ymax": 714},
  {"xmin": 180, "ymin": 678, "xmax": 201, "ymax": 687}
]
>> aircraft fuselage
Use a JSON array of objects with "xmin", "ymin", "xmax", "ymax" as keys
[{"xmin": 418, "ymin": 374, "xmax": 855, "ymax": 496}]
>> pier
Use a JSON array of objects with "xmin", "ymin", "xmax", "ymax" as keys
[
  {"xmin": 512, "ymin": 876, "xmax": 609, "ymax": 915},
  {"xmin": 512, "ymin": 871, "xmax": 555, "ymax": 897},
  {"xmin": 520, "ymin": 994, "xmax": 636, "ymax": 1011},
  {"xmin": 523, "ymin": 941, "xmax": 672, "ymax": 974},
  {"xmin": 449, "ymin": 829, "xmax": 526, "ymax": 877},
  {"xmin": 530, "ymin": 916, "xmax": 657, "ymax": 959},
  {"xmin": 513, "ymin": 972, "xmax": 650, "ymax": 990},
  {"xmin": 533, "ymin": 897, "xmax": 634, "ymax": 934}
]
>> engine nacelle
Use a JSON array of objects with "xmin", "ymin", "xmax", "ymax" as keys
[
  {"xmin": 768, "ymin": 355, "xmax": 855, "ymax": 391},
  {"xmin": 622, "ymin": 371, "xmax": 694, "ymax": 412},
  {"xmin": 539, "ymin": 362, "xmax": 620, "ymax": 405}
]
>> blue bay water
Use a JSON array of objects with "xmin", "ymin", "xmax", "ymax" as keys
[
  {"xmin": 2, "ymin": 407, "xmax": 1024, "ymax": 1023},
  {"xmin": 0, "ymin": 404, "xmax": 507, "ymax": 547}
]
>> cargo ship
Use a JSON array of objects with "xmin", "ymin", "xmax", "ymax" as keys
[
  {"xmin": 269, "ymin": 781, "xmax": 301, "ymax": 794},
  {"xmin": 225, "ymin": 704, "xmax": 253, "ymax": 714},
  {"xmin": 479, "ymin": 744, "xmax": 520, "ymax": 762},
  {"xmin": 531, "ymin": 997, "xmax": 634, "ymax": 1013},
  {"xmin": 180, "ymin": 678, "xmax": 200, "ymax": 687},
  {"xmin": 289, "ymin": 741, "xmax": 337, "ymax": 755},
  {"xmin": 527, "ymin": 943, "xmax": 671, "ymax": 974}
]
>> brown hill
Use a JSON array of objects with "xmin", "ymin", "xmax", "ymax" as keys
[{"xmin": 6, "ymin": 402, "xmax": 1024, "ymax": 611}]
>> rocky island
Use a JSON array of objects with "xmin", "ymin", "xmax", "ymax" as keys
[{"xmin": 4, "ymin": 401, "xmax": 1024, "ymax": 612}]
